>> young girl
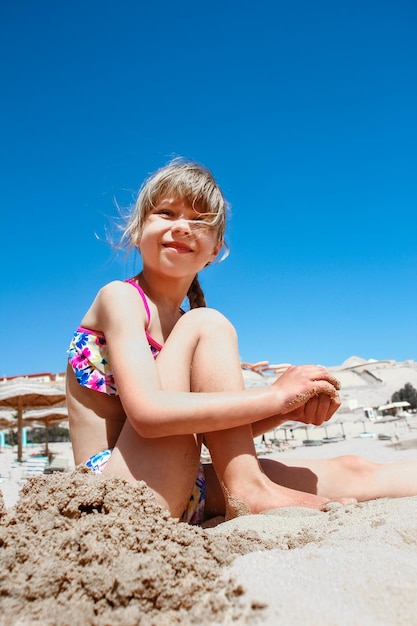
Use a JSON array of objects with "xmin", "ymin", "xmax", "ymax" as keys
[{"xmin": 66, "ymin": 159, "xmax": 417, "ymax": 525}]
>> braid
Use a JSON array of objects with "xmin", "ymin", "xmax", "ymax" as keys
[{"xmin": 187, "ymin": 275, "xmax": 206, "ymax": 309}]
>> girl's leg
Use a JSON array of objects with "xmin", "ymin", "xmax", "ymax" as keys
[
  {"xmin": 104, "ymin": 307, "xmax": 349, "ymax": 520},
  {"xmin": 66, "ymin": 362, "xmax": 201, "ymax": 520},
  {"xmin": 259, "ymin": 456, "xmax": 417, "ymax": 501},
  {"xmin": 104, "ymin": 422, "xmax": 201, "ymax": 519},
  {"xmin": 105, "ymin": 309, "xmax": 230, "ymax": 519},
  {"xmin": 204, "ymin": 455, "xmax": 417, "ymax": 518},
  {"xmin": 168, "ymin": 309, "xmax": 347, "ymax": 517}
]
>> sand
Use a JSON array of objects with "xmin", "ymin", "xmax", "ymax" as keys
[
  {"xmin": 215, "ymin": 497, "xmax": 417, "ymax": 626},
  {"xmin": 0, "ymin": 467, "xmax": 268, "ymax": 625},
  {"xmin": 1, "ymin": 431, "xmax": 417, "ymax": 625}
]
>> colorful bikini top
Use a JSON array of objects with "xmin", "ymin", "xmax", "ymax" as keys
[
  {"xmin": 68, "ymin": 279, "xmax": 162, "ymax": 396},
  {"xmin": 124, "ymin": 279, "xmax": 163, "ymax": 356}
]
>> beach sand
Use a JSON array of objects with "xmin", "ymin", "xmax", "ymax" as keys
[{"xmin": 1, "ymin": 427, "xmax": 416, "ymax": 625}]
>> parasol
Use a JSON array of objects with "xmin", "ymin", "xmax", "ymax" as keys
[
  {"xmin": 0, "ymin": 377, "xmax": 66, "ymax": 462},
  {"xmin": 22, "ymin": 407, "xmax": 68, "ymax": 456}
]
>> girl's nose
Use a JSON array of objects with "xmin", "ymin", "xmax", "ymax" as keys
[{"xmin": 172, "ymin": 218, "xmax": 191, "ymax": 235}]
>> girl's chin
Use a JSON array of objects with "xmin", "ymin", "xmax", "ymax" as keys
[{"xmin": 150, "ymin": 265, "xmax": 201, "ymax": 280}]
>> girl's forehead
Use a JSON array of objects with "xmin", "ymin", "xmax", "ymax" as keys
[
  {"xmin": 156, "ymin": 197, "xmax": 184, "ymax": 206},
  {"xmin": 155, "ymin": 197, "xmax": 205, "ymax": 213}
]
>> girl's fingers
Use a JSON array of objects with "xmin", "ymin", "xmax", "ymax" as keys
[
  {"xmin": 314, "ymin": 394, "xmax": 331, "ymax": 424},
  {"xmin": 312, "ymin": 380, "xmax": 340, "ymax": 399},
  {"xmin": 313, "ymin": 366, "xmax": 341, "ymax": 390},
  {"xmin": 306, "ymin": 394, "xmax": 332, "ymax": 425},
  {"xmin": 304, "ymin": 395, "xmax": 319, "ymax": 423}
]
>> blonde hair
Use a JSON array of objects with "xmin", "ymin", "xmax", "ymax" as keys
[{"xmin": 120, "ymin": 158, "xmax": 229, "ymax": 308}]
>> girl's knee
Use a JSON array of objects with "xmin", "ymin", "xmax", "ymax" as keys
[
  {"xmin": 337, "ymin": 455, "xmax": 376, "ymax": 478},
  {"xmin": 184, "ymin": 307, "xmax": 237, "ymax": 339}
]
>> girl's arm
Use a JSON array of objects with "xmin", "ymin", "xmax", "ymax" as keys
[
  {"xmin": 98, "ymin": 282, "xmax": 341, "ymax": 439},
  {"xmin": 251, "ymin": 393, "xmax": 341, "ymax": 438}
]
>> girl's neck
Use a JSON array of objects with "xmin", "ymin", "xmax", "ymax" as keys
[{"xmin": 136, "ymin": 270, "xmax": 191, "ymax": 311}]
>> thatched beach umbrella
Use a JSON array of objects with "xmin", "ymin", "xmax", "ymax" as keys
[
  {"xmin": 0, "ymin": 378, "xmax": 66, "ymax": 462},
  {"xmin": 22, "ymin": 407, "xmax": 68, "ymax": 456},
  {"xmin": 0, "ymin": 409, "xmax": 15, "ymax": 429},
  {"xmin": 0, "ymin": 409, "xmax": 17, "ymax": 448}
]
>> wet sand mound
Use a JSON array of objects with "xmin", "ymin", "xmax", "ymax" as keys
[{"xmin": 0, "ymin": 467, "xmax": 267, "ymax": 625}]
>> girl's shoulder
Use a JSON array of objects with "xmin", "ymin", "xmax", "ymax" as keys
[
  {"xmin": 98, "ymin": 279, "xmax": 140, "ymax": 299},
  {"xmin": 99, "ymin": 279, "xmax": 131, "ymax": 293},
  {"xmin": 81, "ymin": 281, "xmax": 149, "ymax": 333},
  {"xmin": 95, "ymin": 280, "xmax": 149, "ymax": 320}
]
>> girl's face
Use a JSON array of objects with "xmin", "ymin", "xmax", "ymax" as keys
[{"xmin": 138, "ymin": 198, "xmax": 222, "ymax": 279}]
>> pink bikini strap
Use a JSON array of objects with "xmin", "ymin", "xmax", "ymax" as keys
[{"xmin": 125, "ymin": 279, "xmax": 151, "ymax": 326}]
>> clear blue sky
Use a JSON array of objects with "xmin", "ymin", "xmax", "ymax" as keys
[{"xmin": 1, "ymin": 0, "xmax": 416, "ymax": 377}]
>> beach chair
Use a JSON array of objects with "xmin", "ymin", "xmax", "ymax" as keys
[
  {"xmin": 22, "ymin": 456, "xmax": 49, "ymax": 478},
  {"xmin": 44, "ymin": 457, "xmax": 69, "ymax": 474}
]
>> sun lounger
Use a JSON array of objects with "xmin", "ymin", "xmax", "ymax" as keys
[
  {"xmin": 43, "ymin": 457, "xmax": 70, "ymax": 474},
  {"xmin": 22, "ymin": 456, "xmax": 49, "ymax": 478}
]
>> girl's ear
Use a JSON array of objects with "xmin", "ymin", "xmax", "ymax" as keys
[
  {"xmin": 214, "ymin": 240, "xmax": 224, "ymax": 257},
  {"xmin": 208, "ymin": 242, "xmax": 222, "ymax": 264}
]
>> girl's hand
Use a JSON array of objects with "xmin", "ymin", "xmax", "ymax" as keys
[
  {"xmin": 284, "ymin": 393, "xmax": 341, "ymax": 426},
  {"xmin": 271, "ymin": 365, "xmax": 341, "ymax": 421}
]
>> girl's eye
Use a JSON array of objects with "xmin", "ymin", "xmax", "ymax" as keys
[{"xmin": 192, "ymin": 212, "xmax": 212, "ymax": 223}]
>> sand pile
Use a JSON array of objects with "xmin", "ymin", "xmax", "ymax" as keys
[
  {"xmin": 0, "ymin": 467, "xmax": 272, "ymax": 626},
  {"xmin": 2, "ymin": 434, "xmax": 417, "ymax": 626}
]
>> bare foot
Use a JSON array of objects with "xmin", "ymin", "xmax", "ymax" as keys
[{"xmin": 224, "ymin": 481, "xmax": 356, "ymax": 521}]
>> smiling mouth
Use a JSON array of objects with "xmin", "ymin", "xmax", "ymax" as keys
[{"xmin": 163, "ymin": 242, "xmax": 193, "ymax": 253}]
